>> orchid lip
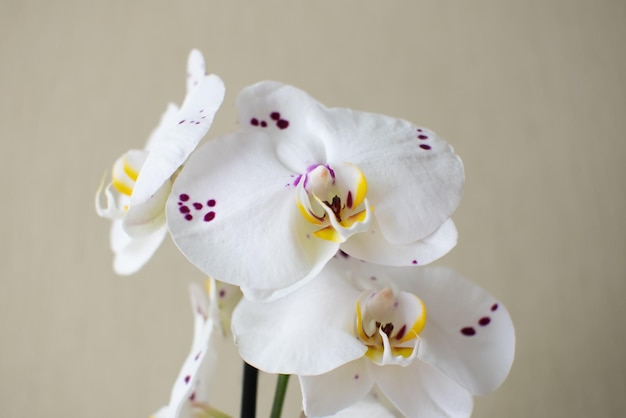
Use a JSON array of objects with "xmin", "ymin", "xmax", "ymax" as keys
[
  {"xmin": 295, "ymin": 162, "xmax": 372, "ymax": 243},
  {"xmin": 355, "ymin": 287, "xmax": 426, "ymax": 366}
]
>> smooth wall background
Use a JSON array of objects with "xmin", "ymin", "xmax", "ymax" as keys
[{"xmin": 1, "ymin": 1, "xmax": 624, "ymax": 417}]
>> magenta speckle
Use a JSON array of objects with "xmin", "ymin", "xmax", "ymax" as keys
[
  {"xmin": 417, "ymin": 128, "xmax": 423, "ymax": 132},
  {"xmin": 184, "ymin": 375, "xmax": 190, "ymax": 384},
  {"xmin": 412, "ymin": 259, "xmax": 418, "ymax": 265},
  {"xmin": 354, "ymin": 374, "xmax": 359, "ymax": 380},
  {"xmin": 194, "ymin": 351, "xmax": 201, "ymax": 361},
  {"xmin": 204, "ymin": 211, "xmax": 216, "ymax": 222},
  {"xmin": 276, "ymin": 119, "xmax": 289, "ymax": 129},
  {"xmin": 179, "ymin": 206, "xmax": 190, "ymax": 214},
  {"xmin": 179, "ymin": 194, "xmax": 190, "ymax": 202},
  {"xmin": 195, "ymin": 121, "xmax": 200, "ymax": 125},
  {"xmin": 185, "ymin": 214, "xmax": 193, "ymax": 221},
  {"xmin": 207, "ymin": 199, "xmax": 216, "ymax": 207},
  {"xmin": 178, "ymin": 120, "xmax": 185, "ymax": 125},
  {"xmin": 293, "ymin": 175, "xmax": 302, "ymax": 187},
  {"xmin": 270, "ymin": 112, "xmax": 280, "ymax": 120},
  {"xmin": 461, "ymin": 327, "xmax": 476, "ymax": 336},
  {"xmin": 346, "ymin": 191, "xmax": 353, "ymax": 208},
  {"xmin": 479, "ymin": 317, "xmax": 491, "ymax": 326},
  {"xmin": 193, "ymin": 202, "xmax": 203, "ymax": 210},
  {"xmin": 491, "ymin": 303, "xmax": 499, "ymax": 311},
  {"xmin": 189, "ymin": 392, "xmax": 196, "ymax": 401},
  {"xmin": 418, "ymin": 135, "xmax": 428, "ymax": 140},
  {"xmin": 178, "ymin": 201, "xmax": 182, "ymax": 206},
  {"xmin": 260, "ymin": 120, "xmax": 267, "ymax": 127},
  {"xmin": 219, "ymin": 289, "xmax": 226, "ymax": 298},
  {"xmin": 419, "ymin": 144, "xmax": 431, "ymax": 150},
  {"xmin": 250, "ymin": 118, "xmax": 259, "ymax": 126}
]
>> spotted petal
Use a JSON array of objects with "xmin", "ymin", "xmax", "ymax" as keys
[
  {"xmin": 236, "ymin": 81, "xmax": 464, "ymax": 246},
  {"xmin": 131, "ymin": 72, "xmax": 225, "ymax": 207},
  {"xmin": 167, "ymin": 131, "xmax": 338, "ymax": 291}
]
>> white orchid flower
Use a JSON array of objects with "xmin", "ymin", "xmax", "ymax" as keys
[
  {"xmin": 96, "ymin": 49, "xmax": 225, "ymax": 275},
  {"xmin": 152, "ymin": 279, "xmax": 240, "ymax": 418},
  {"xmin": 231, "ymin": 256, "xmax": 515, "ymax": 417},
  {"xmin": 167, "ymin": 82, "xmax": 463, "ymax": 299}
]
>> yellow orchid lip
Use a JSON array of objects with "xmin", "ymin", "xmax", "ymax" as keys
[
  {"xmin": 295, "ymin": 162, "xmax": 372, "ymax": 242},
  {"xmin": 355, "ymin": 288, "xmax": 427, "ymax": 366}
]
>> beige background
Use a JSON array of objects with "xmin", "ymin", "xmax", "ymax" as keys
[{"xmin": 1, "ymin": 1, "xmax": 624, "ymax": 417}]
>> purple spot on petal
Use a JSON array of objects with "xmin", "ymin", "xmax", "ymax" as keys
[
  {"xmin": 479, "ymin": 317, "xmax": 491, "ymax": 326},
  {"xmin": 179, "ymin": 206, "xmax": 190, "ymax": 214},
  {"xmin": 293, "ymin": 174, "xmax": 302, "ymax": 187},
  {"xmin": 250, "ymin": 118, "xmax": 259, "ymax": 126},
  {"xmin": 346, "ymin": 191, "xmax": 353, "ymax": 208},
  {"xmin": 179, "ymin": 194, "xmax": 190, "ymax": 202},
  {"xmin": 270, "ymin": 112, "xmax": 280, "ymax": 120},
  {"xmin": 419, "ymin": 144, "xmax": 431, "ymax": 150},
  {"xmin": 412, "ymin": 259, "xmax": 418, "ymax": 265},
  {"xmin": 491, "ymin": 303, "xmax": 499, "ymax": 311},
  {"xmin": 189, "ymin": 392, "xmax": 196, "ymax": 401},
  {"xmin": 260, "ymin": 120, "xmax": 267, "ymax": 127},
  {"xmin": 195, "ymin": 121, "xmax": 200, "ymax": 125},
  {"xmin": 418, "ymin": 135, "xmax": 428, "ymax": 140},
  {"xmin": 193, "ymin": 202, "xmax": 203, "ymax": 210},
  {"xmin": 461, "ymin": 327, "xmax": 476, "ymax": 336},
  {"xmin": 354, "ymin": 374, "xmax": 359, "ymax": 380},
  {"xmin": 417, "ymin": 128, "xmax": 423, "ymax": 132},
  {"xmin": 207, "ymin": 199, "xmax": 216, "ymax": 207},
  {"xmin": 204, "ymin": 211, "xmax": 216, "ymax": 222},
  {"xmin": 178, "ymin": 202, "xmax": 182, "ymax": 206},
  {"xmin": 370, "ymin": 276, "xmax": 377, "ymax": 281},
  {"xmin": 184, "ymin": 375, "xmax": 191, "ymax": 384},
  {"xmin": 219, "ymin": 289, "xmax": 226, "ymax": 298},
  {"xmin": 185, "ymin": 214, "xmax": 193, "ymax": 221},
  {"xmin": 277, "ymin": 119, "xmax": 289, "ymax": 129},
  {"xmin": 179, "ymin": 120, "xmax": 185, "ymax": 125},
  {"xmin": 194, "ymin": 352, "xmax": 202, "ymax": 361}
]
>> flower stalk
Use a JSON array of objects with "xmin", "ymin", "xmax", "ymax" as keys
[{"xmin": 270, "ymin": 374, "xmax": 290, "ymax": 418}]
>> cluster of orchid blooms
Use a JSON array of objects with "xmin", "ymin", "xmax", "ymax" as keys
[{"xmin": 96, "ymin": 50, "xmax": 515, "ymax": 418}]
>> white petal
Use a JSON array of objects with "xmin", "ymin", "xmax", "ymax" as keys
[
  {"xmin": 323, "ymin": 109, "xmax": 464, "ymax": 244},
  {"xmin": 145, "ymin": 103, "xmax": 181, "ymax": 152},
  {"xmin": 373, "ymin": 360, "xmax": 474, "ymax": 418},
  {"xmin": 320, "ymin": 391, "xmax": 398, "ymax": 418},
  {"xmin": 131, "ymin": 73, "xmax": 225, "ymax": 206},
  {"xmin": 231, "ymin": 263, "xmax": 365, "ymax": 375},
  {"xmin": 392, "ymin": 267, "xmax": 516, "ymax": 395},
  {"xmin": 186, "ymin": 49, "xmax": 206, "ymax": 94},
  {"xmin": 123, "ymin": 180, "xmax": 171, "ymax": 237},
  {"xmin": 110, "ymin": 220, "xmax": 167, "ymax": 275},
  {"xmin": 300, "ymin": 359, "xmax": 374, "ymax": 417},
  {"xmin": 167, "ymin": 131, "xmax": 338, "ymax": 291},
  {"xmin": 162, "ymin": 283, "xmax": 219, "ymax": 418},
  {"xmin": 340, "ymin": 218, "xmax": 458, "ymax": 266}
]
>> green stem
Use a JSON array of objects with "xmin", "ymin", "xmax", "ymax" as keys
[{"xmin": 270, "ymin": 374, "xmax": 290, "ymax": 418}]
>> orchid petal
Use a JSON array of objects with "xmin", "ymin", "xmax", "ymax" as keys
[
  {"xmin": 167, "ymin": 131, "xmax": 338, "ymax": 291},
  {"xmin": 318, "ymin": 390, "xmax": 399, "ymax": 418},
  {"xmin": 186, "ymin": 49, "xmax": 206, "ymax": 94},
  {"xmin": 131, "ymin": 73, "xmax": 225, "ymax": 206},
  {"xmin": 160, "ymin": 283, "xmax": 219, "ymax": 418},
  {"xmin": 145, "ymin": 103, "xmax": 181, "ymax": 152},
  {"xmin": 406, "ymin": 268, "xmax": 515, "ymax": 395},
  {"xmin": 109, "ymin": 219, "xmax": 167, "ymax": 275},
  {"xmin": 123, "ymin": 180, "xmax": 171, "ymax": 237},
  {"xmin": 373, "ymin": 360, "xmax": 473, "ymax": 418},
  {"xmin": 321, "ymin": 109, "xmax": 464, "ymax": 244},
  {"xmin": 340, "ymin": 218, "xmax": 458, "ymax": 266},
  {"xmin": 231, "ymin": 262, "xmax": 365, "ymax": 375},
  {"xmin": 299, "ymin": 359, "xmax": 374, "ymax": 417}
]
